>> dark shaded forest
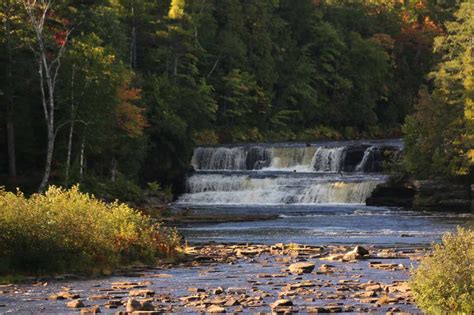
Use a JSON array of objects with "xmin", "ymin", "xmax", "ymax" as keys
[{"xmin": 1, "ymin": 0, "xmax": 472, "ymax": 199}]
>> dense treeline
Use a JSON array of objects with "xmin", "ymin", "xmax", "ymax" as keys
[
  {"xmin": 403, "ymin": 2, "xmax": 473, "ymax": 180},
  {"xmin": 0, "ymin": 0, "xmax": 470, "ymax": 197}
]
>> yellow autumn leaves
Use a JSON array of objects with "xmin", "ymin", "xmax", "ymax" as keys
[{"xmin": 0, "ymin": 186, "xmax": 180, "ymax": 274}]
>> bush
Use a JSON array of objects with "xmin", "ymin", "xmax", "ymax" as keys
[
  {"xmin": 81, "ymin": 176, "xmax": 144, "ymax": 202},
  {"xmin": 410, "ymin": 228, "xmax": 474, "ymax": 313},
  {"xmin": 0, "ymin": 186, "xmax": 181, "ymax": 275}
]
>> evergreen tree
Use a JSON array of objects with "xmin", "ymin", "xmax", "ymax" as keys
[{"xmin": 403, "ymin": 2, "xmax": 472, "ymax": 178}]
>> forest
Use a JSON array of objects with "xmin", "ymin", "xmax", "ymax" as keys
[{"xmin": 1, "ymin": 0, "xmax": 472, "ymax": 198}]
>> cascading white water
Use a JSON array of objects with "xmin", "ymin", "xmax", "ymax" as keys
[
  {"xmin": 265, "ymin": 147, "xmax": 317, "ymax": 171},
  {"xmin": 191, "ymin": 145, "xmax": 348, "ymax": 172},
  {"xmin": 182, "ymin": 141, "xmax": 402, "ymax": 206},
  {"xmin": 355, "ymin": 146, "xmax": 376, "ymax": 172},
  {"xmin": 311, "ymin": 147, "xmax": 346, "ymax": 172},
  {"xmin": 191, "ymin": 147, "xmax": 249, "ymax": 170},
  {"xmin": 179, "ymin": 173, "xmax": 384, "ymax": 205}
]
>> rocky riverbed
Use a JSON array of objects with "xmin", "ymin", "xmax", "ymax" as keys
[{"xmin": 0, "ymin": 243, "xmax": 426, "ymax": 314}]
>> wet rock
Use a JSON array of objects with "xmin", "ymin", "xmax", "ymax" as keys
[
  {"xmin": 212, "ymin": 287, "xmax": 224, "ymax": 295},
  {"xmin": 318, "ymin": 264, "xmax": 335, "ymax": 273},
  {"xmin": 288, "ymin": 262, "xmax": 315, "ymax": 274},
  {"xmin": 112, "ymin": 282, "xmax": 143, "ymax": 290},
  {"xmin": 227, "ymin": 288, "xmax": 246, "ymax": 294},
  {"xmin": 67, "ymin": 299, "xmax": 85, "ymax": 308},
  {"xmin": 48, "ymin": 291, "xmax": 80, "ymax": 300},
  {"xmin": 359, "ymin": 297, "xmax": 379, "ymax": 304},
  {"xmin": 321, "ymin": 254, "xmax": 344, "ymax": 261},
  {"xmin": 129, "ymin": 289, "xmax": 155, "ymax": 297},
  {"xmin": 224, "ymin": 297, "xmax": 240, "ymax": 307},
  {"xmin": 141, "ymin": 299, "xmax": 155, "ymax": 311},
  {"xmin": 80, "ymin": 305, "xmax": 101, "ymax": 314},
  {"xmin": 353, "ymin": 291, "xmax": 377, "ymax": 298},
  {"xmin": 179, "ymin": 295, "xmax": 203, "ymax": 303},
  {"xmin": 376, "ymin": 295, "xmax": 399, "ymax": 305},
  {"xmin": 207, "ymin": 305, "xmax": 226, "ymax": 313},
  {"xmin": 362, "ymin": 283, "xmax": 382, "ymax": 292},
  {"xmin": 388, "ymin": 282, "xmax": 411, "ymax": 293},
  {"xmin": 343, "ymin": 246, "xmax": 369, "ymax": 260},
  {"xmin": 286, "ymin": 281, "xmax": 315, "ymax": 290},
  {"xmin": 210, "ymin": 297, "xmax": 226, "ymax": 305},
  {"xmin": 369, "ymin": 262, "xmax": 406, "ymax": 271},
  {"xmin": 126, "ymin": 299, "xmax": 143, "ymax": 312},
  {"xmin": 236, "ymin": 249, "xmax": 260, "ymax": 257},
  {"xmin": 271, "ymin": 299, "xmax": 293, "ymax": 308},
  {"xmin": 88, "ymin": 294, "xmax": 108, "ymax": 300},
  {"xmin": 275, "ymin": 257, "xmax": 292, "ymax": 263},
  {"xmin": 104, "ymin": 300, "xmax": 122, "ymax": 309},
  {"xmin": 307, "ymin": 305, "xmax": 343, "ymax": 313}
]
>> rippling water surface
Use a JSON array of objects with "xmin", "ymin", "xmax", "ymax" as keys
[{"xmin": 179, "ymin": 204, "xmax": 473, "ymax": 245}]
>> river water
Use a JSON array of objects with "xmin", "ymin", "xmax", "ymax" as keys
[
  {"xmin": 1, "ymin": 139, "xmax": 472, "ymax": 313},
  {"xmin": 175, "ymin": 139, "xmax": 472, "ymax": 245}
]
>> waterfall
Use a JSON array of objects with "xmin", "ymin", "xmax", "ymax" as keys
[
  {"xmin": 355, "ymin": 146, "xmax": 377, "ymax": 172},
  {"xmin": 191, "ymin": 146, "xmax": 269, "ymax": 171},
  {"xmin": 180, "ymin": 173, "xmax": 385, "ymax": 205},
  {"xmin": 182, "ymin": 140, "xmax": 402, "ymax": 206},
  {"xmin": 266, "ymin": 147, "xmax": 317, "ymax": 171},
  {"xmin": 311, "ymin": 147, "xmax": 346, "ymax": 172}
]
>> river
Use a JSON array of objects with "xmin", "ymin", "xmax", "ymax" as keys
[
  {"xmin": 175, "ymin": 139, "xmax": 472, "ymax": 245},
  {"xmin": 1, "ymin": 139, "xmax": 472, "ymax": 314}
]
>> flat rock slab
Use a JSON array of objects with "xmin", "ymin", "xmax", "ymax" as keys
[{"xmin": 288, "ymin": 262, "xmax": 315, "ymax": 274}]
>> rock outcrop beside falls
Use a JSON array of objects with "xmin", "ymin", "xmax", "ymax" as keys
[{"xmin": 367, "ymin": 179, "xmax": 473, "ymax": 212}]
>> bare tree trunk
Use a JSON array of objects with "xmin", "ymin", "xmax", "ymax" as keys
[
  {"xmin": 79, "ymin": 134, "xmax": 85, "ymax": 181},
  {"xmin": 22, "ymin": 0, "xmax": 70, "ymax": 192},
  {"xmin": 65, "ymin": 65, "xmax": 76, "ymax": 185},
  {"xmin": 39, "ymin": 123, "xmax": 55, "ymax": 192}
]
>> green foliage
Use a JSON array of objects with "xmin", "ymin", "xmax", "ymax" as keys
[
  {"xmin": 0, "ymin": 0, "xmax": 463, "ymax": 193},
  {"xmin": 403, "ymin": 2, "xmax": 473, "ymax": 179},
  {"xmin": 82, "ymin": 176, "xmax": 144, "ymax": 203},
  {"xmin": 410, "ymin": 228, "xmax": 474, "ymax": 313},
  {"xmin": 0, "ymin": 186, "xmax": 180, "ymax": 275}
]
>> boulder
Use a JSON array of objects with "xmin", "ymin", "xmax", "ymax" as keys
[
  {"xmin": 126, "ymin": 299, "xmax": 142, "ymax": 312},
  {"xmin": 67, "ymin": 299, "xmax": 85, "ymax": 308},
  {"xmin": 288, "ymin": 262, "xmax": 315, "ymax": 274},
  {"xmin": 343, "ymin": 246, "xmax": 369, "ymax": 260}
]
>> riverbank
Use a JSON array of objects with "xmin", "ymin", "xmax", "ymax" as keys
[
  {"xmin": 159, "ymin": 208, "xmax": 279, "ymax": 227},
  {"xmin": 367, "ymin": 179, "xmax": 473, "ymax": 212},
  {"xmin": 0, "ymin": 242, "xmax": 425, "ymax": 313}
]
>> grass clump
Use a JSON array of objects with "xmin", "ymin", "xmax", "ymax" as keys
[
  {"xmin": 0, "ymin": 186, "xmax": 181, "ymax": 275},
  {"xmin": 410, "ymin": 228, "xmax": 474, "ymax": 314}
]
